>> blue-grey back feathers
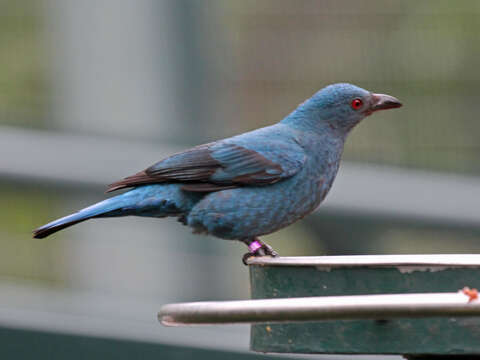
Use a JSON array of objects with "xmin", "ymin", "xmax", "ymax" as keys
[{"xmin": 33, "ymin": 83, "xmax": 400, "ymax": 241}]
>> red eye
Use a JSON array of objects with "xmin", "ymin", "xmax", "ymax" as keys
[{"xmin": 351, "ymin": 98, "xmax": 363, "ymax": 110}]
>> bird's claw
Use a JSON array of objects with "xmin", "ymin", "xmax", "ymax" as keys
[
  {"xmin": 261, "ymin": 243, "xmax": 279, "ymax": 257},
  {"xmin": 242, "ymin": 253, "xmax": 254, "ymax": 265},
  {"xmin": 242, "ymin": 240, "xmax": 279, "ymax": 265}
]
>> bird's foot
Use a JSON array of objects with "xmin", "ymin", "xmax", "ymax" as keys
[{"xmin": 242, "ymin": 238, "xmax": 279, "ymax": 265}]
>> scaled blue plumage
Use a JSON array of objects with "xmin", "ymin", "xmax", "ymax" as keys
[{"xmin": 33, "ymin": 83, "xmax": 401, "ymax": 256}]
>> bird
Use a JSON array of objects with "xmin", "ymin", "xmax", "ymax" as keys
[{"xmin": 33, "ymin": 83, "xmax": 401, "ymax": 262}]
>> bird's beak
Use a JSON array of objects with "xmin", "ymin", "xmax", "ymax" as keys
[{"xmin": 370, "ymin": 93, "xmax": 402, "ymax": 112}]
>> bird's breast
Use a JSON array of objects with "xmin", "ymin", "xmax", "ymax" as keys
[{"xmin": 303, "ymin": 139, "xmax": 343, "ymax": 211}]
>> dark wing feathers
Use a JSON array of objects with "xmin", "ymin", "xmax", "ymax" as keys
[
  {"xmin": 107, "ymin": 142, "xmax": 305, "ymax": 193},
  {"xmin": 146, "ymin": 145, "xmax": 220, "ymax": 181},
  {"xmin": 107, "ymin": 170, "xmax": 157, "ymax": 192},
  {"xmin": 107, "ymin": 145, "xmax": 219, "ymax": 192},
  {"xmin": 180, "ymin": 183, "xmax": 237, "ymax": 192}
]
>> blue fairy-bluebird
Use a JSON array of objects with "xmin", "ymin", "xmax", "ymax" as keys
[{"xmin": 33, "ymin": 83, "xmax": 401, "ymax": 262}]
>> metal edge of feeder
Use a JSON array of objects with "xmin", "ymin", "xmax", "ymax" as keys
[
  {"xmin": 245, "ymin": 254, "xmax": 480, "ymax": 268},
  {"xmin": 158, "ymin": 291, "xmax": 480, "ymax": 326}
]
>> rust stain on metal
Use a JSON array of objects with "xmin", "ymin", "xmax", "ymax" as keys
[
  {"xmin": 462, "ymin": 287, "xmax": 479, "ymax": 303},
  {"xmin": 396, "ymin": 266, "xmax": 449, "ymax": 274}
]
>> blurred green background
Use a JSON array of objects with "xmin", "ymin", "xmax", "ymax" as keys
[{"xmin": 1, "ymin": 0, "xmax": 480, "ymax": 356}]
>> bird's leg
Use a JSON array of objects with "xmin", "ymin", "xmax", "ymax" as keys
[{"xmin": 241, "ymin": 237, "xmax": 279, "ymax": 265}]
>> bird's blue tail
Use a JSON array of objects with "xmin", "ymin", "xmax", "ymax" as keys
[
  {"xmin": 33, "ymin": 184, "xmax": 201, "ymax": 239},
  {"xmin": 32, "ymin": 195, "xmax": 128, "ymax": 239}
]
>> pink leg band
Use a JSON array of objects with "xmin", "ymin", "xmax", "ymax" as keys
[{"xmin": 248, "ymin": 240, "xmax": 262, "ymax": 253}]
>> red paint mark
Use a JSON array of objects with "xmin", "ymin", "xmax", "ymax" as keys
[{"xmin": 462, "ymin": 287, "xmax": 478, "ymax": 302}]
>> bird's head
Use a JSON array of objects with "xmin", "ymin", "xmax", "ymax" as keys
[{"xmin": 283, "ymin": 83, "xmax": 402, "ymax": 136}]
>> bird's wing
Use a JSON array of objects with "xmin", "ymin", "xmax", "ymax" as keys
[{"xmin": 107, "ymin": 140, "xmax": 306, "ymax": 192}]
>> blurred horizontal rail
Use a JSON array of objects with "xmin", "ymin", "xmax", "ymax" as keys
[
  {"xmin": 2, "ymin": 125, "xmax": 480, "ymax": 228},
  {"xmin": 0, "ymin": 280, "xmax": 250, "ymax": 353},
  {"xmin": 0, "ymin": 126, "xmax": 183, "ymax": 188},
  {"xmin": 159, "ymin": 292, "xmax": 480, "ymax": 326}
]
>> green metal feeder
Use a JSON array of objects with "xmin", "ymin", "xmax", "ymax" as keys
[{"xmin": 159, "ymin": 255, "xmax": 480, "ymax": 358}]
